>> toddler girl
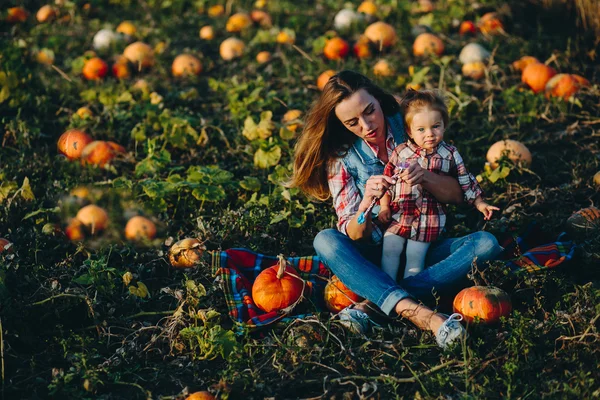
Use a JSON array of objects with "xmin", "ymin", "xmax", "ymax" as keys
[{"xmin": 378, "ymin": 89, "xmax": 499, "ymax": 281}]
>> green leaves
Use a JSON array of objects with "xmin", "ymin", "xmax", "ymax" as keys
[
  {"xmin": 254, "ymin": 144, "xmax": 281, "ymax": 169},
  {"xmin": 242, "ymin": 111, "xmax": 274, "ymax": 141}
]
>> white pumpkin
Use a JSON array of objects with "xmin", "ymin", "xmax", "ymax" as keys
[
  {"xmin": 459, "ymin": 43, "xmax": 490, "ymax": 65},
  {"xmin": 333, "ymin": 9, "xmax": 362, "ymax": 31},
  {"xmin": 93, "ymin": 29, "xmax": 120, "ymax": 51}
]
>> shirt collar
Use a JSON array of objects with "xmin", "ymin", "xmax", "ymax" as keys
[
  {"xmin": 406, "ymin": 140, "xmax": 439, "ymax": 156},
  {"xmin": 363, "ymin": 124, "xmax": 396, "ymax": 157}
]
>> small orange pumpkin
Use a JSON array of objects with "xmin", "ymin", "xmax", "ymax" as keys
[
  {"xmin": 323, "ymin": 37, "xmax": 350, "ymax": 60},
  {"xmin": 317, "ymin": 69, "xmax": 336, "ymax": 91},
  {"xmin": 462, "ymin": 62, "xmax": 486, "ymax": 80},
  {"xmin": 486, "ymin": 139, "xmax": 532, "ymax": 169},
  {"xmin": 226, "ymin": 12, "xmax": 252, "ymax": 33},
  {"xmin": 453, "ymin": 286, "xmax": 512, "ymax": 324},
  {"xmin": 353, "ymin": 35, "xmax": 372, "ymax": 59},
  {"xmin": 123, "ymin": 42, "xmax": 154, "ymax": 70},
  {"xmin": 478, "ymin": 12, "xmax": 504, "ymax": 35},
  {"xmin": 324, "ymin": 275, "xmax": 362, "ymax": 313},
  {"xmin": 0, "ymin": 238, "xmax": 13, "ymax": 253},
  {"xmin": 544, "ymin": 74, "xmax": 582, "ymax": 100},
  {"xmin": 81, "ymin": 141, "xmax": 125, "ymax": 167},
  {"xmin": 219, "ymin": 37, "xmax": 245, "ymax": 61},
  {"xmin": 172, "ymin": 54, "xmax": 202, "ymax": 77},
  {"xmin": 125, "ymin": 216, "xmax": 157, "ymax": 241},
  {"xmin": 252, "ymin": 256, "xmax": 305, "ymax": 313},
  {"xmin": 566, "ymin": 207, "xmax": 600, "ymax": 238},
  {"xmin": 82, "ymin": 57, "xmax": 108, "ymax": 80},
  {"xmin": 364, "ymin": 22, "xmax": 397, "ymax": 48},
  {"xmin": 186, "ymin": 391, "xmax": 215, "ymax": 400},
  {"xmin": 459, "ymin": 20, "xmax": 477, "ymax": 35},
  {"xmin": 511, "ymin": 56, "xmax": 539, "ymax": 72},
  {"xmin": 521, "ymin": 63, "xmax": 556, "ymax": 93},
  {"xmin": 168, "ymin": 238, "xmax": 205, "ymax": 268},
  {"xmin": 36, "ymin": 5, "xmax": 56, "ymax": 23},
  {"xmin": 76, "ymin": 204, "xmax": 109, "ymax": 234},
  {"xmin": 57, "ymin": 129, "xmax": 93, "ymax": 160},
  {"xmin": 412, "ymin": 33, "xmax": 444, "ymax": 57}
]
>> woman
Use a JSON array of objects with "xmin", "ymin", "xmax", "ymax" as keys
[{"xmin": 288, "ymin": 71, "xmax": 502, "ymax": 348}]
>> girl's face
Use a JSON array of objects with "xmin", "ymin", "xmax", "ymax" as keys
[
  {"xmin": 408, "ymin": 108, "xmax": 445, "ymax": 150},
  {"xmin": 334, "ymin": 89, "xmax": 386, "ymax": 145}
]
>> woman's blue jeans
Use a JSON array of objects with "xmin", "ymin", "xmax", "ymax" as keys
[{"xmin": 313, "ymin": 229, "xmax": 503, "ymax": 315}]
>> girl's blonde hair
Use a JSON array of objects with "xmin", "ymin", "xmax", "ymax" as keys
[
  {"xmin": 399, "ymin": 89, "xmax": 449, "ymax": 131},
  {"xmin": 287, "ymin": 70, "xmax": 400, "ymax": 201}
]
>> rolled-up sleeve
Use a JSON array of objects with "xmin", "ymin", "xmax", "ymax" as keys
[{"xmin": 452, "ymin": 148, "xmax": 483, "ymax": 204}]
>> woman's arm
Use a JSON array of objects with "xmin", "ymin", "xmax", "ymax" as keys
[{"xmin": 400, "ymin": 162, "xmax": 463, "ymax": 204}]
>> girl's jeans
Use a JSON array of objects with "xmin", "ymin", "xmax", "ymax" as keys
[{"xmin": 314, "ymin": 229, "xmax": 503, "ymax": 315}]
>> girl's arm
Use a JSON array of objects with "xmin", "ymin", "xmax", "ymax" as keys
[{"xmin": 400, "ymin": 162, "xmax": 464, "ymax": 204}]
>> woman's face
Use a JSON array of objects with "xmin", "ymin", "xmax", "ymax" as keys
[{"xmin": 334, "ymin": 88, "xmax": 386, "ymax": 145}]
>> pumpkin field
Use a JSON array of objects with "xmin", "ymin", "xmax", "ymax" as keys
[{"xmin": 1, "ymin": 0, "xmax": 600, "ymax": 398}]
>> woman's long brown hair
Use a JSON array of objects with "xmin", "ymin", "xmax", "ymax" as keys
[{"xmin": 287, "ymin": 71, "xmax": 400, "ymax": 201}]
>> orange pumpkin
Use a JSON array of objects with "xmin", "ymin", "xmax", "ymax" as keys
[
  {"xmin": 199, "ymin": 25, "xmax": 214, "ymax": 40},
  {"xmin": 226, "ymin": 13, "xmax": 252, "ymax": 32},
  {"xmin": 545, "ymin": 74, "xmax": 583, "ymax": 100},
  {"xmin": 250, "ymin": 10, "xmax": 272, "ymax": 27},
  {"xmin": 317, "ymin": 69, "xmax": 336, "ymax": 91},
  {"xmin": 281, "ymin": 109, "xmax": 303, "ymax": 132},
  {"xmin": 453, "ymin": 286, "xmax": 512, "ymax": 324},
  {"xmin": 256, "ymin": 51, "xmax": 271, "ymax": 64},
  {"xmin": 364, "ymin": 22, "xmax": 397, "ymax": 48},
  {"xmin": 462, "ymin": 62, "xmax": 486, "ymax": 79},
  {"xmin": 521, "ymin": 63, "xmax": 556, "ymax": 93},
  {"xmin": 76, "ymin": 204, "xmax": 109, "ymax": 234},
  {"xmin": 323, "ymin": 37, "xmax": 350, "ymax": 60},
  {"xmin": 478, "ymin": 12, "xmax": 504, "ymax": 35},
  {"xmin": 116, "ymin": 21, "xmax": 136, "ymax": 36},
  {"xmin": 112, "ymin": 56, "xmax": 131, "ymax": 79},
  {"xmin": 0, "ymin": 238, "xmax": 13, "ymax": 253},
  {"xmin": 123, "ymin": 42, "xmax": 154, "ymax": 70},
  {"xmin": 486, "ymin": 139, "xmax": 532, "ymax": 169},
  {"xmin": 168, "ymin": 238, "xmax": 205, "ymax": 268},
  {"xmin": 373, "ymin": 59, "xmax": 394, "ymax": 77},
  {"xmin": 593, "ymin": 171, "xmax": 600, "ymax": 187},
  {"xmin": 566, "ymin": 207, "xmax": 600, "ymax": 238},
  {"xmin": 186, "ymin": 391, "xmax": 215, "ymax": 400},
  {"xmin": 57, "ymin": 129, "xmax": 93, "ymax": 160},
  {"xmin": 511, "ymin": 56, "xmax": 539, "ymax": 72},
  {"xmin": 172, "ymin": 54, "xmax": 202, "ymax": 77},
  {"xmin": 412, "ymin": 33, "xmax": 444, "ymax": 57},
  {"xmin": 80, "ymin": 141, "xmax": 125, "ymax": 167},
  {"xmin": 207, "ymin": 5, "xmax": 224, "ymax": 17},
  {"xmin": 353, "ymin": 35, "xmax": 372, "ymax": 59},
  {"xmin": 82, "ymin": 57, "xmax": 108, "ymax": 80},
  {"xmin": 252, "ymin": 256, "xmax": 305, "ymax": 313},
  {"xmin": 125, "ymin": 216, "xmax": 156, "ymax": 241},
  {"xmin": 36, "ymin": 5, "xmax": 56, "ymax": 23},
  {"xmin": 459, "ymin": 20, "xmax": 477, "ymax": 35},
  {"xmin": 219, "ymin": 37, "xmax": 245, "ymax": 61},
  {"xmin": 6, "ymin": 7, "xmax": 29, "ymax": 23},
  {"xmin": 357, "ymin": 1, "xmax": 377, "ymax": 16},
  {"xmin": 324, "ymin": 275, "xmax": 362, "ymax": 313},
  {"xmin": 65, "ymin": 218, "xmax": 85, "ymax": 241}
]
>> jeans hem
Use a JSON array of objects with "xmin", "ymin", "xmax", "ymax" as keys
[{"xmin": 379, "ymin": 287, "xmax": 411, "ymax": 316}]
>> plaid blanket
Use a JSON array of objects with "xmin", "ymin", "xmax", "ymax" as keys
[
  {"xmin": 213, "ymin": 225, "xmax": 577, "ymax": 330},
  {"xmin": 211, "ymin": 248, "xmax": 331, "ymax": 331},
  {"xmin": 498, "ymin": 223, "xmax": 577, "ymax": 274}
]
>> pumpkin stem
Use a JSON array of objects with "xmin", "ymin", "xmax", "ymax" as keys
[{"xmin": 277, "ymin": 254, "xmax": 286, "ymax": 279}]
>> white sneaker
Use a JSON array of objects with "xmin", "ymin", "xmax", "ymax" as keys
[{"xmin": 435, "ymin": 313, "xmax": 467, "ymax": 349}]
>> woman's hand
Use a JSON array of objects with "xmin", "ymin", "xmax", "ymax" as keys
[{"xmin": 360, "ymin": 175, "xmax": 396, "ymax": 210}]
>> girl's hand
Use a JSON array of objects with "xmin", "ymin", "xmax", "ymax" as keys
[
  {"xmin": 476, "ymin": 201, "xmax": 500, "ymax": 220},
  {"xmin": 378, "ymin": 207, "xmax": 391, "ymax": 224},
  {"xmin": 362, "ymin": 175, "xmax": 396, "ymax": 203},
  {"xmin": 398, "ymin": 161, "xmax": 425, "ymax": 185}
]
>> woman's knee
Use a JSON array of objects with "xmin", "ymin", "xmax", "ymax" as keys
[
  {"xmin": 471, "ymin": 231, "xmax": 502, "ymax": 261},
  {"xmin": 313, "ymin": 229, "xmax": 342, "ymax": 258}
]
